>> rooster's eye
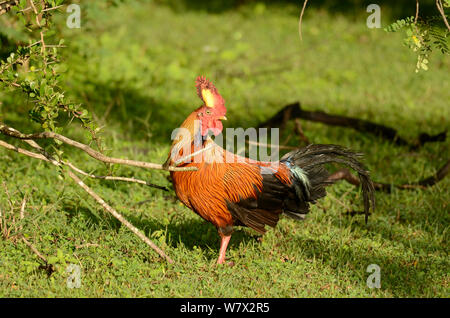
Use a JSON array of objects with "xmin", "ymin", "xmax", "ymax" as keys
[{"xmin": 205, "ymin": 110, "xmax": 211, "ymax": 115}]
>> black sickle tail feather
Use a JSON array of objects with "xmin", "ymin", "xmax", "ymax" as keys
[
  {"xmin": 281, "ymin": 144, "xmax": 375, "ymax": 223},
  {"xmin": 226, "ymin": 144, "xmax": 375, "ymax": 234}
]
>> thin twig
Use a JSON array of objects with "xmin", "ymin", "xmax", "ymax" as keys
[
  {"xmin": 415, "ymin": 0, "xmax": 420, "ymax": 24},
  {"xmin": 326, "ymin": 192, "xmax": 352, "ymax": 211},
  {"xmin": 29, "ymin": 0, "xmax": 47, "ymax": 54},
  {"xmin": 19, "ymin": 193, "xmax": 26, "ymax": 220},
  {"xmin": 42, "ymin": 4, "xmax": 63, "ymax": 12},
  {"xmin": 174, "ymin": 142, "xmax": 216, "ymax": 166},
  {"xmin": 29, "ymin": 0, "xmax": 41, "ymax": 27},
  {"xmin": 65, "ymin": 161, "xmax": 169, "ymax": 191},
  {"xmin": 26, "ymin": 40, "xmax": 42, "ymax": 48},
  {"xmin": 67, "ymin": 170, "xmax": 174, "ymax": 264},
  {"xmin": 294, "ymin": 118, "xmax": 310, "ymax": 144},
  {"xmin": 19, "ymin": 6, "xmax": 31, "ymax": 12},
  {"xmin": 436, "ymin": 0, "xmax": 450, "ymax": 32},
  {"xmin": 0, "ymin": 124, "xmax": 196, "ymax": 171},
  {"xmin": 0, "ymin": 139, "xmax": 51, "ymax": 162},
  {"xmin": 0, "ymin": 138, "xmax": 175, "ymax": 263},
  {"xmin": 246, "ymin": 140, "xmax": 297, "ymax": 150},
  {"xmin": 21, "ymin": 236, "xmax": 48, "ymax": 263},
  {"xmin": 327, "ymin": 162, "xmax": 450, "ymax": 192},
  {"xmin": 39, "ymin": 31, "xmax": 45, "ymax": 54},
  {"xmin": 45, "ymin": 44, "xmax": 67, "ymax": 48},
  {"xmin": 298, "ymin": 0, "xmax": 309, "ymax": 41},
  {"xmin": 281, "ymin": 132, "xmax": 293, "ymax": 146},
  {"xmin": 75, "ymin": 243, "xmax": 99, "ymax": 249}
]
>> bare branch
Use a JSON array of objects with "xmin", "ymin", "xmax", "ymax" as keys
[
  {"xmin": 0, "ymin": 138, "xmax": 175, "ymax": 263},
  {"xmin": 327, "ymin": 161, "xmax": 450, "ymax": 192},
  {"xmin": 436, "ymin": 0, "xmax": 450, "ymax": 32},
  {"xmin": 2, "ymin": 126, "xmax": 170, "ymax": 191},
  {"xmin": 0, "ymin": 124, "xmax": 196, "ymax": 171},
  {"xmin": 29, "ymin": 0, "xmax": 41, "ymax": 27},
  {"xmin": 0, "ymin": 139, "xmax": 50, "ymax": 162},
  {"xmin": 67, "ymin": 170, "xmax": 174, "ymax": 264},
  {"xmin": 259, "ymin": 102, "xmax": 447, "ymax": 150},
  {"xmin": 21, "ymin": 236, "xmax": 48, "ymax": 263},
  {"xmin": 65, "ymin": 161, "xmax": 169, "ymax": 191}
]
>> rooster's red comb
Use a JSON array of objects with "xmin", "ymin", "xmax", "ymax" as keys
[
  {"xmin": 196, "ymin": 76, "xmax": 216, "ymax": 97},
  {"xmin": 195, "ymin": 76, "xmax": 225, "ymax": 109}
]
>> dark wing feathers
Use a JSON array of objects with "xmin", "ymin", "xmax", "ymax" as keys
[
  {"xmin": 226, "ymin": 144, "xmax": 375, "ymax": 233},
  {"xmin": 226, "ymin": 203, "xmax": 282, "ymax": 234},
  {"xmin": 226, "ymin": 172, "xmax": 300, "ymax": 234}
]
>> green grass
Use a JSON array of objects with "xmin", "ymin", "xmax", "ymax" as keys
[{"xmin": 0, "ymin": 1, "xmax": 449, "ymax": 297}]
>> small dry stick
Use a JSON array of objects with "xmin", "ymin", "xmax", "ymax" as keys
[
  {"xmin": 436, "ymin": 0, "xmax": 450, "ymax": 32},
  {"xmin": 64, "ymin": 162, "xmax": 169, "ymax": 191},
  {"xmin": 326, "ymin": 192, "xmax": 352, "ymax": 211},
  {"xmin": 247, "ymin": 140, "xmax": 297, "ymax": 150},
  {"xmin": 327, "ymin": 161, "xmax": 450, "ymax": 192},
  {"xmin": 20, "ymin": 193, "xmax": 26, "ymax": 220},
  {"xmin": 294, "ymin": 118, "xmax": 310, "ymax": 144},
  {"xmin": 21, "ymin": 236, "xmax": 48, "ymax": 263},
  {"xmin": 174, "ymin": 142, "xmax": 216, "ymax": 166},
  {"xmin": 67, "ymin": 170, "xmax": 174, "ymax": 264},
  {"xmin": 42, "ymin": 4, "xmax": 63, "ymax": 12},
  {"xmin": 298, "ymin": 0, "xmax": 309, "ymax": 41},
  {"xmin": 281, "ymin": 132, "xmax": 293, "ymax": 146},
  {"xmin": 415, "ymin": 0, "xmax": 420, "ymax": 24},
  {"xmin": 0, "ymin": 138, "xmax": 174, "ymax": 263},
  {"xmin": 75, "ymin": 243, "xmax": 100, "ymax": 249}
]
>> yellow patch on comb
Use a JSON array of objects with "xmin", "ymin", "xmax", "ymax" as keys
[{"xmin": 201, "ymin": 89, "xmax": 215, "ymax": 108}]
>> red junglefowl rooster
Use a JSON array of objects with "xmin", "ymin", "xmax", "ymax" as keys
[{"xmin": 165, "ymin": 76, "xmax": 375, "ymax": 264}]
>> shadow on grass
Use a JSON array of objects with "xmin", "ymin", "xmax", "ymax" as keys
[
  {"xmin": 63, "ymin": 196, "xmax": 259, "ymax": 261},
  {"xmin": 60, "ymin": 187, "xmax": 446, "ymax": 295},
  {"xmin": 127, "ymin": 213, "xmax": 260, "ymax": 255}
]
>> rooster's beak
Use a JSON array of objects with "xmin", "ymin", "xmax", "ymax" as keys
[{"xmin": 220, "ymin": 116, "xmax": 227, "ymax": 121}]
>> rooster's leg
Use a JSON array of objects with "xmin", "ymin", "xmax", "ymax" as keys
[{"xmin": 217, "ymin": 233, "xmax": 231, "ymax": 265}]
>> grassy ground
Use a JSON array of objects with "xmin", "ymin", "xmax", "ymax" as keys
[{"xmin": 0, "ymin": 1, "xmax": 449, "ymax": 297}]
